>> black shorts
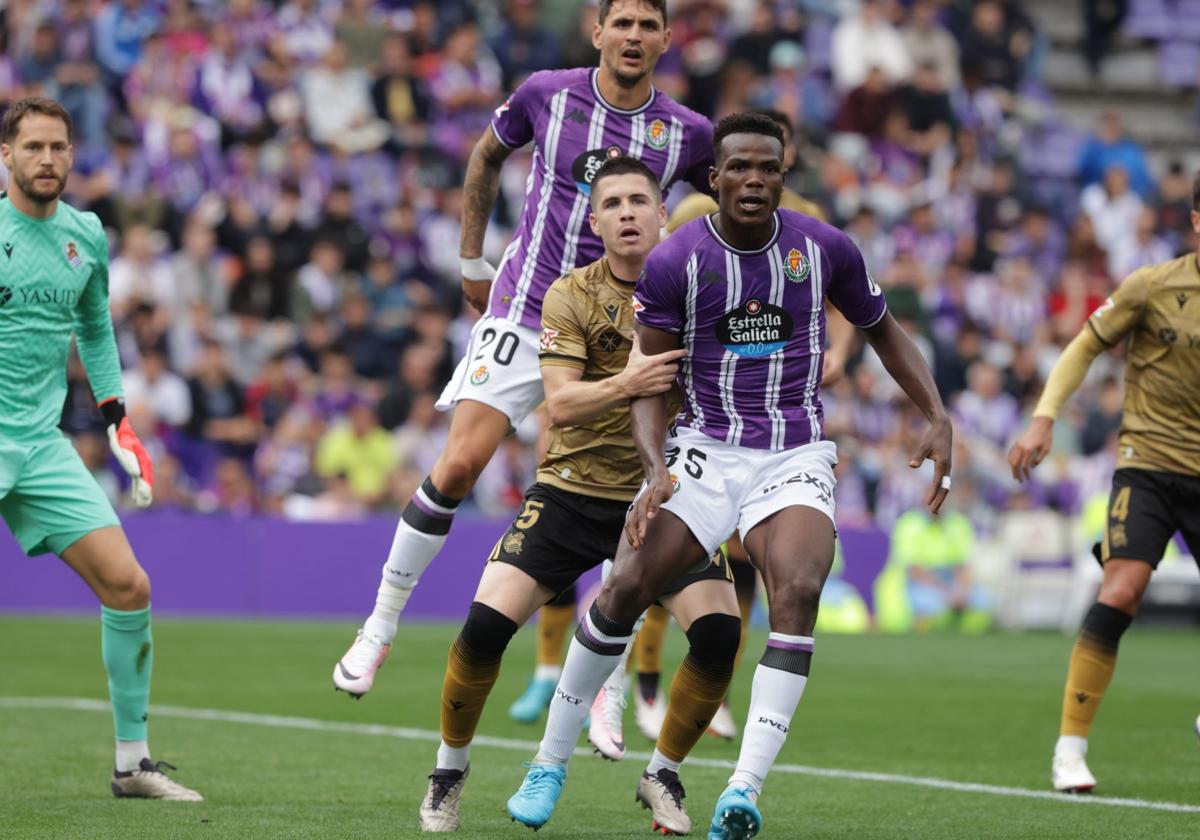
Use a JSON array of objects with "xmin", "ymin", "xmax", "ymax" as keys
[
  {"xmin": 489, "ymin": 483, "xmax": 732, "ymax": 598},
  {"xmin": 1098, "ymin": 468, "xmax": 1200, "ymax": 568}
]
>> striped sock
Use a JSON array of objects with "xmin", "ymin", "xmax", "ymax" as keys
[
  {"xmin": 364, "ymin": 477, "xmax": 461, "ymax": 643},
  {"xmin": 728, "ymin": 633, "xmax": 813, "ymax": 796},
  {"xmin": 536, "ymin": 603, "xmax": 633, "ymax": 764}
]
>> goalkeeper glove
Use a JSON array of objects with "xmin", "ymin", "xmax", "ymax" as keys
[{"xmin": 100, "ymin": 398, "xmax": 154, "ymax": 509}]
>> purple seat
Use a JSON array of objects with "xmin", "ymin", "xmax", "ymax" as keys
[
  {"xmin": 1158, "ymin": 39, "xmax": 1200, "ymax": 86},
  {"xmin": 1175, "ymin": 0, "xmax": 1200, "ymax": 41},
  {"xmin": 1124, "ymin": 0, "xmax": 1174, "ymax": 40}
]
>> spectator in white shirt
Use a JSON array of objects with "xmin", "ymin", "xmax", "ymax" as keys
[
  {"xmin": 832, "ymin": 0, "xmax": 913, "ymax": 91},
  {"xmin": 123, "ymin": 346, "xmax": 193, "ymax": 428}
]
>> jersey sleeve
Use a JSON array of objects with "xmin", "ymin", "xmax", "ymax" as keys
[
  {"xmin": 633, "ymin": 243, "xmax": 687, "ymax": 334},
  {"xmin": 1087, "ymin": 268, "xmax": 1150, "ymax": 346},
  {"xmin": 539, "ymin": 279, "xmax": 588, "ymax": 368},
  {"xmin": 74, "ymin": 217, "xmax": 123, "ymax": 404},
  {"xmin": 825, "ymin": 231, "xmax": 887, "ymax": 328},
  {"xmin": 680, "ymin": 117, "xmax": 715, "ymax": 196},
  {"xmin": 490, "ymin": 71, "xmax": 547, "ymax": 150}
]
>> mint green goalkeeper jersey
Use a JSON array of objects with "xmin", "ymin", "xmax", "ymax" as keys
[{"xmin": 0, "ymin": 195, "xmax": 122, "ymax": 441}]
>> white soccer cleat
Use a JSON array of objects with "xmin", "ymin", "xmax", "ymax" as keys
[
  {"xmin": 636, "ymin": 768, "xmax": 692, "ymax": 835},
  {"xmin": 111, "ymin": 759, "xmax": 203, "ymax": 801},
  {"xmin": 333, "ymin": 629, "xmax": 392, "ymax": 698},
  {"xmin": 588, "ymin": 685, "xmax": 627, "ymax": 761},
  {"xmin": 1051, "ymin": 752, "xmax": 1097, "ymax": 793},
  {"xmin": 634, "ymin": 690, "xmax": 667, "ymax": 742},
  {"xmin": 419, "ymin": 765, "xmax": 469, "ymax": 832},
  {"xmin": 707, "ymin": 700, "xmax": 738, "ymax": 740}
]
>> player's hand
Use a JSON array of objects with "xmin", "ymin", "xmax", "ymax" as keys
[
  {"xmin": 910, "ymin": 414, "xmax": 953, "ymax": 515},
  {"xmin": 618, "ymin": 333, "xmax": 688, "ymax": 399},
  {"xmin": 626, "ymin": 470, "xmax": 673, "ymax": 549},
  {"xmin": 107, "ymin": 417, "xmax": 154, "ymax": 509},
  {"xmin": 461, "ymin": 277, "xmax": 492, "ymax": 315},
  {"xmin": 1007, "ymin": 416, "xmax": 1053, "ymax": 483}
]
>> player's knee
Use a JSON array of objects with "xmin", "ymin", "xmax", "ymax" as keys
[
  {"xmin": 684, "ymin": 612, "xmax": 741, "ymax": 668},
  {"xmin": 460, "ymin": 601, "xmax": 520, "ymax": 659},
  {"xmin": 433, "ymin": 451, "xmax": 487, "ymax": 498},
  {"xmin": 768, "ymin": 576, "xmax": 823, "ymax": 629},
  {"xmin": 1097, "ymin": 582, "xmax": 1142, "ymax": 616},
  {"xmin": 102, "ymin": 566, "xmax": 151, "ymax": 611},
  {"xmin": 597, "ymin": 572, "xmax": 652, "ymax": 626}
]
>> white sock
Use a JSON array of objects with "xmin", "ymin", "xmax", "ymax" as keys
[
  {"xmin": 115, "ymin": 739, "xmax": 149, "ymax": 773},
  {"xmin": 436, "ymin": 740, "xmax": 470, "ymax": 772},
  {"xmin": 536, "ymin": 608, "xmax": 633, "ymax": 764},
  {"xmin": 1055, "ymin": 735, "xmax": 1087, "ymax": 758},
  {"xmin": 601, "ymin": 600, "xmax": 644, "ymax": 696},
  {"xmin": 364, "ymin": 482, "xmax": 459, "ymax": 643},
  {"xmin": 534, "ymin": 664, "xmax": 562, "ymax": 682},
  {"xmin": 728, "ymin": 633, "xmax": 814, "ymax": 796},
  {"xmin": 645, "ymin": 748, "xmax": 680, "ymax": 776}
]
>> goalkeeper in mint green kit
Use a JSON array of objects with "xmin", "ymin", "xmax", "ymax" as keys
[{"xmin": 0, "ymin": 97, "xmax": 201, "ymax": 801}]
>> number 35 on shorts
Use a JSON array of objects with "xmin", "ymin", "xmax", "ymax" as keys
[{"xmin": 663, "ymin": 444, "xmax": 708, "ymax": 492}]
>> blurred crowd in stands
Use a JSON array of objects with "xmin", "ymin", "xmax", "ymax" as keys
[{"xmin": 1, "ymin": 0, "xmax": 1196, "ymax": 536}]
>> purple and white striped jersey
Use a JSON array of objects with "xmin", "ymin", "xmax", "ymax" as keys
[
  {"xmin": 634, "ymin": 209, "xmax": 888, "ymax": 451},
  {"xmin": 487, "ymin": 67, "xmax": 713, "ymax": 331}
]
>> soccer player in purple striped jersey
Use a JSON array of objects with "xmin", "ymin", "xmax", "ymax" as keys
[
  {"xmin": 333, "ymin": 0, "xmax": 714, "ymax": 699},
  {"xmin": 513, "ymin": 113, "xmax": 954, "ymax": 840}
]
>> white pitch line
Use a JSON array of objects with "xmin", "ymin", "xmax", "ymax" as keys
[{"xmin": 3, "ymin": 696, "xmax": 1199, "ymax": 815}]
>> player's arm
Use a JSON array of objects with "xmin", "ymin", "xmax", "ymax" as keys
[
  {"xmin": 830, "ymin": 234, "xmax": 951, "ymax": 513},
  {"xmin": 459, "ymin": 126, "xmax": 515, "ymax": 313},
  {"xmin": 862, "ymin": 312, "xmax": 953, "ymax": 514},
  {"xmin": 542, "ymin": 334, "xmax": 686, "ymax": 426},
  {"xmin": 1007, "ymin": 326, "xmax": 1108, "ymax": 482},
  {"xmin": 1008, "ymin": 271, "xmax": 1147, "ymax": 482},
  {"xmin": 76, "ymin": 234, "xmax": 153, "ymax": 507},
  {"xmin": 626, "ymin": 324, "xmax": 683, "ymax": 547},
  {"xmin": 821, "ymin": 304, "xmax": 855, "ymax": 386}
]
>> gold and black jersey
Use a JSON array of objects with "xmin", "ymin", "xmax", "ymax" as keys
[
  {"xmin": 537, "ymin": 257, "xmax": 680, "ymax": 501},
  {"xmin": 1088, "ymin": 254, "xmax": 1200, "ymax": 475}
]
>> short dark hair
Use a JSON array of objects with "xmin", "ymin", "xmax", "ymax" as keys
[
  {"xmin": 712, "ymin": 112, "xmax": 785, "ymax": 163},
  {"xmin": 598, "ymin": 0, "xmax": 668, "ymax": 26},
  {"xmin": 0, "ymin": 96, "xmax": 73, "ymax": 144},
  {"xmin": 750, "ymin": 108, "xmax": 793, "ymax": 139},
  {"xmin": 1193, "ymin": 170, "xmax": 1200, "ymax": 213},
  {"xmin": 590, "ymin": 154, "xmax": 662, "ymax": 203}
]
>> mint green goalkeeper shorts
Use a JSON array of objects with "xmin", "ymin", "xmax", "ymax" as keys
[{"xmin": 0, "ymin": 434, "xmax": 121, "ymax": 557}]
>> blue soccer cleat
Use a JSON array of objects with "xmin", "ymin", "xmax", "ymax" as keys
[
  {"xmin": 707, "ymin": 786, "xmax": 762, "ymax": 840},
  {"xmin": 509, "ymin": 677, "xmax": 557, "ymax": 723},
  {"xmin": 507, "ymin": 762, "xmax": 567, "ymax": 830}
]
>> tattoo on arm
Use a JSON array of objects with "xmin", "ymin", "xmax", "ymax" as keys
[{"xmin": 459, "ymin": 128, "xmax": 512, "ymax": 259}]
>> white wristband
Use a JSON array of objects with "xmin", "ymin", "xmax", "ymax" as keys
[{"xmin": 460, "ymin": 256, "xmax": 497, "ymax": 281}]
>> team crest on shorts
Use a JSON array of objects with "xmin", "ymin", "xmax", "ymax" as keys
[
  {"xmin": 64, "ymin": 241, "xmax": 83, "ymax": 268},
  {"xmin": 670, "ymin": 474, "xmax": 681, "ymax": 493},
  {"xmin": 469, "ymin": 365, "xmax": 490, "ymax": 385},
  {"xmin": 503, "ymin": 530, "xmax": 525, "ymax": 555},
  {"xmin": 784, "ymin": 248, "xmax": 810, "ymax": 283},
  {"xmin": 646, "ymin": 119, "xmax": 669, "ymax": 150}
]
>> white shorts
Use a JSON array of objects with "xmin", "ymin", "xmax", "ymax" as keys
[
  {"xmin": 655, "ymin": 426, "xmax": 838, "ymax": 556},
  {"xmin": 436, "ymin": 315, "xmax": 544, "ymax": 424}
]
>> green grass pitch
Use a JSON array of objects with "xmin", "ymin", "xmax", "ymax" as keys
[{"xmin": 0, "ymin": 616, "xmax": 1197, "ymax": 839}]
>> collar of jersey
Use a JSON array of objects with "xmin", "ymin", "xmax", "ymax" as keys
[
  {"xmin": 704, "ymin": 211, "xmax": 781, "ymax": 256},
  {"xmin": 590, "ymin": 68, "xmax": 656, "ymax": 115}
]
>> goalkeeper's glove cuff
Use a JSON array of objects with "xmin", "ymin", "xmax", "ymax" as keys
[{"xmin": 99, "ymin": 396, "xmax": 126, "ymax": 427}]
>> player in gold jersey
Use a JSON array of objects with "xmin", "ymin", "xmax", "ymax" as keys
[
  {"xmin": 1008, "ymin": 172, "xmax": 1200, "ymax": 794},
  {"xmin": 418, "ymin": 157, "xmax": 740, "ymax": 835}
]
